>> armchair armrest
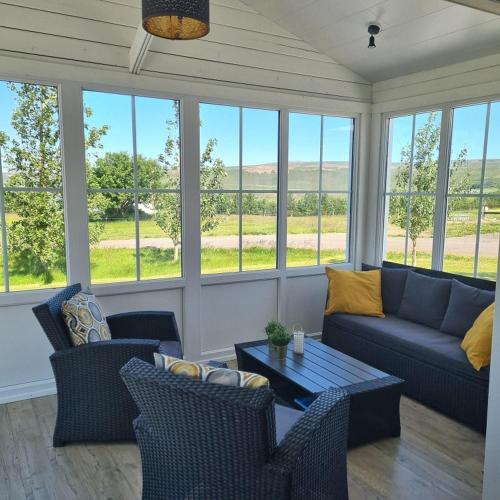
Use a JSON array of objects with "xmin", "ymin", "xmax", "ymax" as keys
[
  {"xmin": 107, "ymin": 311, "xmax": 181, "ymax": 344},
  {"xmin": 269, "ymin": 388, "xmax": 350, "ymax": 500},
  {"xmin": 50, "ymin": 339, "xmax": 160, "ymax": 377}
]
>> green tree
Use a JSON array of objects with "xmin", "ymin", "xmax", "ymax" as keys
[
  {"xmin": 152, "ymin": 104, "xmax": 228, "ymax": 262},
  {"xmin": 3, "ymin": 84, "xmax": 106, "ymax": 282},
  {"xmin": 389, "ymin": 113, "xmax": 470, "ymax": 266}
]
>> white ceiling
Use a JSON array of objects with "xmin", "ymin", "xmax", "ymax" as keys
[{"xmin": 242, "ymin": 0, "xmax": 500, "ymax": 82}]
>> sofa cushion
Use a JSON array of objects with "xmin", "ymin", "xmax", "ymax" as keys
[
  {"xmin": 275, "ymin": 404, "xmax": 302, "ymax": 443},
  {"xmin": 324, "ymin": 313, "xmax": 489, "ymax": 383},
  {"xmin": 441, "ymin": 280, "xmax": 495, "ymax": 338},
  {"xmin": 398, "ymin": 271, "xmax": 451, "ymax": 330},
  {"xmin": 461, "ymin": 304, "xmax": 495, "ymax": 371},
  {"xmin": 362, "ymin": 263, "xmax": 409, "ymax": 314}
]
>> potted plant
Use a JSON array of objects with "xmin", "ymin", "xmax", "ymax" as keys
[{"xmin": 265, "ymin": 321, "xmax": 292, "ymax": 360}]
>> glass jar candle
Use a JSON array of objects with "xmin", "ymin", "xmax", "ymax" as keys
[{"xmin": 293, "ymin": 324, "xmax": 305, "ymax": 355}]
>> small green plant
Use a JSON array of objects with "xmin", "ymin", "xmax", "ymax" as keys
[{"xmin": 266, "ymin": 321, "xmax": 292, "ymax": 347}]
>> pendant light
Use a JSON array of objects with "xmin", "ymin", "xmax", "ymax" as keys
[
  {"xmin": 368, "ymin": 24, "xmax": 381, "ymax": 49},
  {"xmin": 142, "ymin": 0, "xmax": 210, "ymax": 40}
]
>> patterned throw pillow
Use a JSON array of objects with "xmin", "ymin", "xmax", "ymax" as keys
[
  {"xmin": 154, "ymin": 353, "xmax": 269, "ymax": 389},
  {"xmin": 61, "ymin": 291, "xmax": 111, "ymax": 346}
]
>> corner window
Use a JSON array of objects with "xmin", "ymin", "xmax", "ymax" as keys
[
  {"xmin": 0, "ymin": 82, "xmax": 66, "ymax": 292},
  {"xmin": 83, "ymin": 91, "xmax": 182, "ymax": 284},
  {"xmin": 287, "ymin": 112, "xmax": 354, "ymax": 267}
]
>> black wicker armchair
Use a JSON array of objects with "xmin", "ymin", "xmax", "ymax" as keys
[
  {"xmin": 32, "ymin": 283, "xmax": 183, "ymax": 446},
  {"xmin": 120, "ymin": 357, "xmax": 350, "ymax": 500}
]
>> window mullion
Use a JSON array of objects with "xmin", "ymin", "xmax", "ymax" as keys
[
  {"xmin": 432, "ymin": 106, "xmax": 452, "ymax": 270},
  {"xmin": 238, "ymin": 107, "xmax": 243, "ymax": 272},
  {"xmin": 131, "ymin": 96, "xmax": 141, "ymax": 282},
  {"xmin": 0, "ymin": 151, "xmax": 9, "ymax": 292},
  {"xmin": 404, "ymin": 114, "xmax": 417, "ymax": 265},
  {"xmin": 59, "ymin": 81, "xmax": 90, "ymax": 288},
  {"xmin": 317, "ymin": 115, "xmax": 324, "ymax": 266},
  {"xmin": 474, "ymin": 102, "xmax": 491, "ymax": 277}
]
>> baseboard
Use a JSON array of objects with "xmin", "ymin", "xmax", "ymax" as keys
[{"xmin": 0, "ymin": 378, "xmax": 56, "ymax": 405}]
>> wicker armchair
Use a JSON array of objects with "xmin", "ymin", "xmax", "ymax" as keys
[
  {"xmin": 121, "ymin": 357, "xmax": 350, "ymax": 500},
  {"xmin": 32, "ymin": 283, "xmax": 183, "ymax": 446}
]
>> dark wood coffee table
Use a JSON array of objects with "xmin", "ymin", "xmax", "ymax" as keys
[{"xmin": 235, "ymin": 338, "xmax": 404, "ymax": 447}]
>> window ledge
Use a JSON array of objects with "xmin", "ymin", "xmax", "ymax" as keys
[{"xmin": 286, "ymin": 262, "xmax": 353, "ymax": 278}]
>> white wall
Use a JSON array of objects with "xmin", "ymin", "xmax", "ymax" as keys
[{"xmin": 0, "ymin": 0, "xmax": 371, "ymax": 404}]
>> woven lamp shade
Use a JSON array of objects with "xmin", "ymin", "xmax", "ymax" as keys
[{"xmin": 142, "ymin": 0, "xmax": 210, "ymax": 40}]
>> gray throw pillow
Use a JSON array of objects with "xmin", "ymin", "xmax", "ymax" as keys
[
  {"xmin": 397, "ymin": 271, "xmax": 452, "ymax": 330},
  {"xmin": 362, "ymin": 264, "xmax": 409, "ymax": 314},
  {"xmin": 440, "ymin": 279, "xmax": 495, "ymax": 338}
]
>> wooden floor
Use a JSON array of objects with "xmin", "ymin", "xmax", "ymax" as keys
[{"xmin": 0, "ymin": 394, "xmax": 484, "ymax": 500}]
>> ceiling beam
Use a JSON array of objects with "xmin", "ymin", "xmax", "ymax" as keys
[
  {"xmin": 129, "ymin": 23, "xmax": 153, "ymax": 74},
  {"xmin": 446, "ymin": 0, "xmax": 500, "ymax": 15}
]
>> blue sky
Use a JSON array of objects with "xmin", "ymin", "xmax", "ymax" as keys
[{"xmin": 0, "ymin": 84, "xmax": 498, "ymax": 170}]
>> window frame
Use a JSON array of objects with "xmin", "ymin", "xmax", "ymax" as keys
[
  {"xmin": 83, "ymin": 89, "xmax": 184, "ymax": 286},
  {"xmin": 0, "ymin": 79, "xmax": 67, "ymax": 293},
  {"xmin": 286, "ymin": 111, "xmax": 356, "ymax": 269},
  {"xmin": 199, "ymin": 101, "xmax": 281, "ymax": 276},
  {"xmin": 379, "ymin": 96, "xmax": 500, "ymax": 279}
]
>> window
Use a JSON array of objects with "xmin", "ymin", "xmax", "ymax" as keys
[
  {"xmin": 287, "ymin": 112, "xmax": 353, "ymax": 267},
  {"xmin": 444, "ymin": 102, "xmax": 500, "ymax": 279},
  {"xmin": 383, "ymin": 111, "xmax": 442, "ymax": 269},
  {"xmin": 199, "ymin": 103, "xmax": 279, "ymax": 274},
  {"xmin": 0, "ymin": 82, "xmax": 66, "ymax": 292},
  {"xmin": 84, "ymin": 91, "xmax": 182, "ymax": 284}
]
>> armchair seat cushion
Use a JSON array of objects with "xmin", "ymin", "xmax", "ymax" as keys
[
  {"xmin": 158, "ymin": 341, "xmax": 183, "ymax": 358},
  {"xmin": 275, "ymin": 404, "xmax": 302, "ymax": 443}
]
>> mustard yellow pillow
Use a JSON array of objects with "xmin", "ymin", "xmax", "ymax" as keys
[
  {"xmin": 461, "ymin": 303, "xmax": 495, "ymax": 371},
  {"xmin": 325, "ymin": 268, "xmax": 384, "ymax": 318}
]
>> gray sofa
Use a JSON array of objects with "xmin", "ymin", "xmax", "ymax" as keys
[{"xmin": 322, "ymin": 262, "xmax": 495, "ymax": 433}]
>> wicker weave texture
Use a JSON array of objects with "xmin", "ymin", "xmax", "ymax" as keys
[{"xmin": 121, "ymin": 357, "xmax": 350, "ymax": 500}]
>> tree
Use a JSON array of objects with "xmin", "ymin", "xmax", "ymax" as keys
[
  {"xmin": 152, "ymin": 104, "xmax": 228, "ymax": 262},
  {"xmin": 3, "ymin": 84, "xmax": 107, "ymax": 282},
  {"xmin": 389, "ymin": 112, "xmax": 470, "ymax": 266}
]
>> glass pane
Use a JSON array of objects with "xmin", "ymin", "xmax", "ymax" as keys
[
  {"xmin": 200, "ymin": 103, "xmax": 239, "ymax": 190},
  {"xmin": 384, "ymin": 195, "xmax": 407, "ymax": 265},
  {"xmin": 88, "ymin": 192, "xmax": 136, "ymax": 284},
  {"xmin": 411, "ymin": 111, "xmax": 441, "ymax": 193},
  {"xmin": 287, "ymin": 193, "xmax": 318, "ymax": 267},
  {"xmin": 320, "ymin": 193, "xmax": 348, "ymax": 264},
  {"xmin": 322, "ymin": 117, "xmax": 353, "ymax": 191},
  {"xmin": 485, "ymin": 102, "xmax": 500, "ymax": 195},
  {"xmin": 0, "ymin": 82, "xmax": 63, "ymax": 189},
  {"xmin": 5, "ymin": 191, "xmax": 67, "ymax": 291},
  {"xmin": 139, "ymin": 193, "xmax": 182, "ymax": 280},
  {"xmin": 136, "ymin": 97, "xmax": 180, "ymax": 189},
  {"xmin": 288, "ymin": 113, "xmax": 321, "ymax": 191},
  {"xmin": 242, "ymin": 108, "xmax": 278, "ymax": 190},
  {"xmin": 386, "ymin": 115, "xmax": 413, "ymax": 193},
  {"xmin": 242, "ymin": 193, "xmax": 277, "ymax": 271},
  {"xmin": 84, "ymin": 91, "xmax": 134, "ymax": 189},
  {"xmin": 407, "ymin": 195, "xmax": 435, "ymax": 269},
  {"xmin": 201, "ymin": 193, "xmax": 238, "ymax": 274},
  {"xmin": 478, "ymin": 197, "xmax": 500, "ymax": 280},
  {"xmin": 449, "ymin": 104, "xmax": 487, "ymax": 195},
  {"xmin": 443, "ymin": 197, "xmax": 480, "ymax": 276}
]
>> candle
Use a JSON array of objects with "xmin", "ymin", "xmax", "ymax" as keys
[{"xmin": 293, "ymin": 329, "xmax": 304, "ymax": 355}]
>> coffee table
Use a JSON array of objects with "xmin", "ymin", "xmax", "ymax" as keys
[{"xmin": 235, "ymin": 338, "xmax": 404, "ymax": 447}]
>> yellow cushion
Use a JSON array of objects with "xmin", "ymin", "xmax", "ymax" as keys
[
  {"xmin": 461, "ymin": 303, "xmax": 495, "ymax": 371},
  {"xmin": 325, "ymin": 268, "xmax": 384, "ymax": 318},
  {"xmin": 153, "ymin": 353, "xmax": 270, "ymax": 389}
]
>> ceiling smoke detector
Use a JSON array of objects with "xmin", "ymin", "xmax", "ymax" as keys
[{"xmin": 368, "ymin": 24, "xmax": 381, "ymax": 49}]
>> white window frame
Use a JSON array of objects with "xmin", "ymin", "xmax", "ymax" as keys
[
  {"xmin": 378, "ymin": 96, "xmax": 500, "ymax": 278},
  {"xmin": 286, "ymin": 111, "xmax": 356, "ymax": 269},
  {"xmin": 0, "ymin": 79, "xmax": 67, "ymax": 293}
]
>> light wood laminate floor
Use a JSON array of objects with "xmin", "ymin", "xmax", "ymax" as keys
[{"xmin": 0, "ymin": 394, "xmax": 484, "ymax": 500}]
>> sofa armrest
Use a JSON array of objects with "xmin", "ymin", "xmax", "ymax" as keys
[{"xmin": 269, "ymin": 388, "xmax": 350, "ymax": 500}]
